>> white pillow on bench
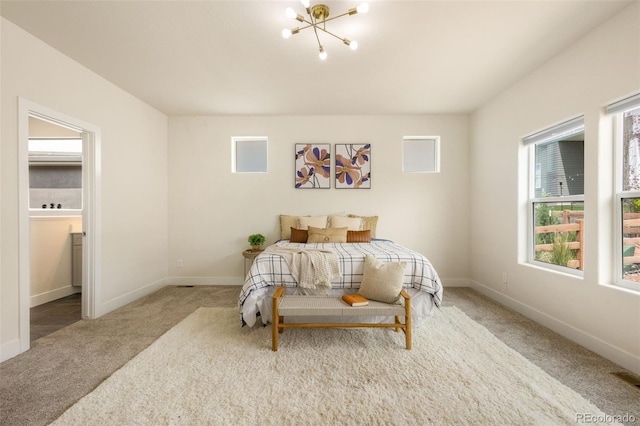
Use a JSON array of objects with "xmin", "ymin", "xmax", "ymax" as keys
[{"xmin": 358, "ymin": 255, "xmax": 406, "ymax": 304}]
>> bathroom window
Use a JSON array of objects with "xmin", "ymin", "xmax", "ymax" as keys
[
  {"xmin": 232, "ymin": 136, "xmax": 268, "ymax": 173},
  {"xmin": 402, "ymin": 136, "xmax": 440, "ymax": 173}
]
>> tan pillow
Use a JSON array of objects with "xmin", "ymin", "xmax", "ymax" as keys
[
  {"xmin": 348, "ymin": 214, "xmax": 378, "ymax": 238},
  {"xmin": 290, "ymin": 227, "xmax": 308, "ymax": 243},
  {"xmin": 358, "ymin": 255, "xmax": 406, "ymax": 304},
  {"xmin": 306, "ymin": 226, "xmax": 348, "ymax": 243},
  {"xmin": 329, "ymin": 215, "xmax": 362, "ymax": 230},
  {"xmin": 280, "ymin": 215, "xmax": 299, "ymax": 240},
  {"xmin": 347, "ymin": 230, "xmax": 371, "ymax": 243},
  {"xmin": 298, "ymin": 215, "xmax": 328, "ymax": 230}
]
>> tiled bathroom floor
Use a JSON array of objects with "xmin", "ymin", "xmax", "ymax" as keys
[{"xmin": 30, "ymin": 293, "xmax": 82, "ymax": 342}]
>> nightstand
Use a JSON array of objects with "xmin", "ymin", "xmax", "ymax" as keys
[{"xmin": 242, "ymin": 249, "xmax": 263, "ymax": 276}]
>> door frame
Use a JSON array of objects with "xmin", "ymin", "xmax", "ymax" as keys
[{"xmin": 17, "ymin": 98, "xmax": 101, "ymax": 353}]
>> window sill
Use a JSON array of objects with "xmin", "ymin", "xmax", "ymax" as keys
[
  {"xmin": 522, "ymin": 260, "xmax": 584, "ymax": 279},
  {"xmin": 606, "ymin": 280, "xmax": 640, "ymax": 294}
]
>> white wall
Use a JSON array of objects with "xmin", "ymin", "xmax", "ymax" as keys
[
  {"xmin": 470, "ymin": 2, "xmax": 640, "ymax": 374},
  {"xmin": 1, "ymin": 18, "xmax": 169, "ymax": 361},
  {"xmin": 168, "ymin": 115, "xmax": 469, "ymax": 285},
  {"xmin": 29, "ymin": 216, "xmax": 82, "ymax": 306}
]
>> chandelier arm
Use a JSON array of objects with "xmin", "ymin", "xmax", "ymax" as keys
[
  {"xmin": 292, "ymin": 21, "xmax": 343, "ymax": 35},
  {"xmin": 299, "ymin": 15, "xmax": 315, "ymax": 26},
  {"xmin": 313, "ymin": 26, "xmax": 348, "ymax": 43},
  {"xmin": 294, "ymin": 22, "xmax": 316, "ymax": 32},
  {"xmin": 313, "ymin": 11, "xmax": 353, "ymax": 26},
  {"xmin": 307, "ymin": 8, "xmax": 316, "ymax": 25},
  {"xmin": 306, "ymin": 10, "xmax": 324, "ymax": 51},
  {"xmin": 312, "ymin": 25, "xmax": 323, "ymax": 50}
]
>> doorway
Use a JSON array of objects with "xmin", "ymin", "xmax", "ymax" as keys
[
  {"xmin": 17, "ymin": 98, "xmax": 101, "ymax": 354},
  {"xmin": 28, "ymin": 116, "xmax": 84, "ymax": 340}
]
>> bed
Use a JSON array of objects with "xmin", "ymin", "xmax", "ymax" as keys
[{"xmin": 239, "ymin": 236, "xmax": 443, "ymax": 328}]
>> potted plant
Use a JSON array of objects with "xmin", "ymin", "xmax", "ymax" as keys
[{"xmin": 248, "ymin": 234, "xmax": 266, "ymax": 251}]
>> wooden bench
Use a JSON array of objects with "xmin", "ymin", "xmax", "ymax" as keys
[{"xmin": 271, "ymin": 286, "xmax": 411, "ymax": 351}]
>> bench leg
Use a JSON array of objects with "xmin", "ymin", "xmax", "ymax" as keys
[
  {"xmin": 405, "ymin": 304, "xmax": 412, "ymax": 350},
  {"xmin": 272, "ymin": 314, "xmax": 278, "ymax": 352},
  {"xmin": 272, "ymin": 288, "xmax": 283, "ymax": 351}
]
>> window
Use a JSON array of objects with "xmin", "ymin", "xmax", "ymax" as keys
[
  {"xmin": 402, "ymin": 136, "xmax": 440, "ymax": 173},
  {"xmin": 232, "ymin": 136, "xmax": 267, "ymax": 173},
  {"xmin": 524, "ymin": 117, "xmax": 585, "ymax": 273},
  {"xmin": 609, "ymin": 94, "xmax": 640, "ymax": 291}
]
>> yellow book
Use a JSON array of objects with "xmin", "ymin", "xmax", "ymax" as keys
[{"xmin": 342, "ymin": 293, "xmax": 369, "ymax": 306}]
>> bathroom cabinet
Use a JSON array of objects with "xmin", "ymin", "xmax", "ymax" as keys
[{"xmin": 72, "ymin": 233, "xmax": 82, "ymax": 286}]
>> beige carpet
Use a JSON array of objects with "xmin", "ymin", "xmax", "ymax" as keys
[{"xmin": 51, "ymin": 307, "xmax": 618, "ymax": 425}]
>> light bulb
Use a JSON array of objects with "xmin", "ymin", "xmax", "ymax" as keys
[
  {"xmin": 300, "ymin": 0, "xmax": 310, "ymax": 8},
  {"xmin": 357, "ymin": 3, "xmax": 369, "ymax": 14},
  {"xmin": 350, "ymin": 40, "xmax": 358, "ymax": 50},
  {"xmin": 319, "ymin": 49, "xmax": 327, "ymax": 60},
  {"xmin": 282, "ymin": 28, "xmax": 292, "ymax": 39},
  {"xmin": 285, "ymin": 7, "xmax": 297, "ymax": 19}
]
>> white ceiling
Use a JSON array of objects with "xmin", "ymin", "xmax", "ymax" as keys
[{"xmin": 0, "ymin": 0, "xmax": 634, "ymax": 116}]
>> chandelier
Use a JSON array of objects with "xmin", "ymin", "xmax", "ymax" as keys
[{"xmin": 281, "ymin": 1, "xmax": 369, "ymax": 60}]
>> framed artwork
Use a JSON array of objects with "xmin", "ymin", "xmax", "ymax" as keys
[
  {"xmin": 295, "ymin": 144, "xmax": 331, "ymax": 189},
  {"xmin": 335, "ymin": 143, "xmax": 371, "ymax": 189}
]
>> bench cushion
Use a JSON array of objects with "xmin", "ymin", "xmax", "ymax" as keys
[{"xmin": 278, "ymin": 296, "xmax": 405, "ymax": 317}]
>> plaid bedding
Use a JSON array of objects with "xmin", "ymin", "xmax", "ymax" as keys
[{"xmin": 239, "ymin": 239, "xmax": 443, "ymax": 314}]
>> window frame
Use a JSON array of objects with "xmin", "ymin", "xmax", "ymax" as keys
[
  {"xmin": 231, "ymin": 136, "xmax": 268, "ymax": 173},
  {"xmin": 615, "ymin": 193, "xmax": 640, "ymax": 292},
  {"xmin": 524, "ymin": 116, "xmax": 585, "ymax": 276},
  {"xmin": 402, "ymin": 136, "xmax": 440, "ymax": 173},
  {"xmin": 610, "ymin": 95, "xmax": 640, "ymax": 292}
]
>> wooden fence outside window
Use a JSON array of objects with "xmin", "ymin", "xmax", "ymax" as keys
[{"xmin": 534, "ymin": 211, "xmax": 640, "ymax": 270}]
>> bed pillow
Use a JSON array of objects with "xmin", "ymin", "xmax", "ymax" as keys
[
  {"xmin": 347, "ymin": 230, "xmax": 371, "ymax": 243},
  {"xmin": 306, "ymin": 226, "xmax": 348, "ymax": 243},
  {"xmin": 290, "ymin": 227, "xmax": 309, "ymax": 243},
  {"xmin": 280, "ymin": 215, "xmax": 299, "ymax": 240},
  {"xmin": 348, "ymin": 214, "xmax": 378, "ymax": 238},
  {"xmin": 298, "ymin": 215, "xmax": 328, "ymax": 230},
  {"xmin": 329, "ymin": 215, "xmax": 362, "ymax": 230},
  {"xmin": 358, "ymin": 255, "xmax": 406, "ymax": 304}
]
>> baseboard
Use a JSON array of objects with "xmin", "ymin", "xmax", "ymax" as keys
[
  {"xmin": 30, "ymin": 285, "xmax": 81, "ymax": 308},
  {"xmin": 165, "ymin": 276, "xmax": 244, "ymax": 286},
  {"xmin": 468, "ymin": 279, "xmax": 640, "ymax": 376},
  {"xmin": 441, "ymin": 278, "xmax": 471, "ymax": 287},
  {"xmin": 96, "ymin": 277, "xmax": 168, "ymax": 317},
  {"xmin": 0, "ymin": 338, "xmax": 21, "ymax": 363}
]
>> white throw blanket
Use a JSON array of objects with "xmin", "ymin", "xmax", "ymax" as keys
[{"xmin": 264, "ymin": 246, "xmax": 341, "ymax": 292}]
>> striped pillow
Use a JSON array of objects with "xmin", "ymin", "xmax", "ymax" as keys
[
  {"xmin": 290, "ymin": 227, "xmax": 308, "ymax": 243},
  {"xmin": 347, "ymin": 230, "xmax": 371, "ymax": 243}
]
